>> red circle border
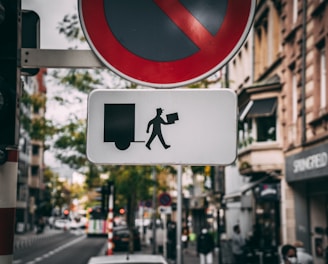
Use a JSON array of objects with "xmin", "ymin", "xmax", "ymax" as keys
[{"xmin": 80, "ymin": 0, "xmax": 254, "ymax": 87}]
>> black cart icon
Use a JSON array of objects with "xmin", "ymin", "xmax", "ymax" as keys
[
  {"xmin": 104, "ymin": 104, "xmax": 178, "ymax": 151},
  {"xmin": 104, "ymin": 104, "xmax": 137, "ymax": 150}
]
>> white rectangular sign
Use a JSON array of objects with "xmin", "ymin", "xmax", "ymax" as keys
[{"xmin": 86, "ymin": 89, "xmax": 237, "ymax": 165}]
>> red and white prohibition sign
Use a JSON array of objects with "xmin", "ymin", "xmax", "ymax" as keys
[{"xmin": 79, "ymin": 0, "xmax": 256, "ymax": 88}]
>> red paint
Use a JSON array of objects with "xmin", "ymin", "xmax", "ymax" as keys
[
  {"xmin": 7, "ymin": 149, "xmax": 18, "ymax": 163},
  {"xmin": 80, "ymin": 0, "xmax": 253, "ymax": 86},
  {"xmin": 0, "ymin": 208, "xmax": 15, "ymax": 255}
]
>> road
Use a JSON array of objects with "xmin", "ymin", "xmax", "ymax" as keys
[
  {"xmin": 13, "ymin": 228, "xmax": 211, "ymax": 264},
  {"xmin": 13, "ymin": 230, "xmax": 106, "ymax": 264}
]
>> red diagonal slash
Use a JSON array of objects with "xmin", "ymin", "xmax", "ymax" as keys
[{"xmin": 153, "ymin": 0, "xmax": 216, "ymax": 49}]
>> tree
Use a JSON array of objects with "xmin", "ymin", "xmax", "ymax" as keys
[
  {"xmin": 43, "ymin": 167, "xmax": 71, "ymax": 214},
  {"xmin": 107, "ymin": 165, "xmax": 172, "ymax": 253}
]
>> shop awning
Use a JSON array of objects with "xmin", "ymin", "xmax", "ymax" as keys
[
  {"xmin": 223, "ymin": 175, "xmax": 270, "ymax": 201},
  {"xmin": 240, "ymin": 98, "xmax": 277, "ymax": 120}
]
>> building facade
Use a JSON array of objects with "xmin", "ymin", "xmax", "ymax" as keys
[
  {"xmin": 223, "ymin": 0, "xmax": 328, "ymax": 262},
  {"xmin": 282, "ymin": 1, "xmax": 328, "ymax": 263},
  {"xmin": 224, "ymin": 1, "xmax": 283, "ymax": 258},
  {"xmin": 16, "ymin": 69, "xmax": 47, "ymax": 232}
]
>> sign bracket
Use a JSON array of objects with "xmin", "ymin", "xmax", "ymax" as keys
[{"xmin": 21, "ymin": 48, "xmax": 104, "ymax": 69}]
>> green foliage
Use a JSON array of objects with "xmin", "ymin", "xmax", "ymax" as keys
[
  {"xmin": 20, "ymin": 91, "xmax": 56, "ymax": 142},
  {"xmin": 53, "ymin": 119, "xmax": 87, "ymax": 169},
  {"xmin": 57, "ymin": 14, "xmax": 85, "ymax": 43},
  {"xmin": 43, "ymin": 167, "xmax": 72, "ymax": 211},
  {"xmin": 52, "ymin": 69, "xmax": 103, "ymax": 93},
  {"xmin": 109, "ymin": 165, "xmax": 154, "ymax": 203}
]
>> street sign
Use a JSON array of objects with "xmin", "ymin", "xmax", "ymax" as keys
[
  {"xmin": 158, "ymin": 206, "xmax": 172, "ymax": 215},
  {"xmin": 159, "ymin": 193, "xmax": 172, "ymax": 206},
  {"xmin": 78, "ymin": 0, "xmax": 256, "ymax": 88},
  {"xmin": 86, "ymin": 89, "xmax": 237, "ymax": 165}
]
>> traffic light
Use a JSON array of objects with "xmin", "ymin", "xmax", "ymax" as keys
[
  {"xmin": 100, "ymin": 185, "xmax": 109, "ymax": 214},
  {"xmin": 0, "ymin": 0, "xmax": 20, "ymax": 147},
  {"xmin": 119, "ymin": 208, "xmax": 125, "ymax": 215},
  {"xmin": 63, "ymin": 209, "xmax": 69, "ymax": 218},
  {"xmin": 97, "ymin": 181, "xmax": 114, "ymax": 214}
]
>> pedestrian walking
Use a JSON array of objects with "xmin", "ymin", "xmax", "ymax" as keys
[
  {"xmin": 231, "ymin": 224, "xmax": 245, "ymax": 264},
  {"xmin": 197, "ymin": 227, "xmax": 215, "ymax": 264},
  {"xmin": 294, "ymin": 241, "xmax": 313, "ymax": 264},
  {"xmin": 182, "ymin": 226, "xmax": 189, "ymax": 249},
  {"xmin": 281, "ymin": 244, "xmax": 299, "ymax": 264}
]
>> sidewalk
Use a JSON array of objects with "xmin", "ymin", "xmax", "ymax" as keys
[
  {"xmin": 141, "ymin": 242, "xmax": 219, "ymax": 264},
  {"xmin": 183, "ymin": 244, "xmax": 219, "ymax": 264}
]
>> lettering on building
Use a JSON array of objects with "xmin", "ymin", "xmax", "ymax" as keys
[{"xmin": 293, "ymin": 152, "xmax": 328, "ymax": 173}]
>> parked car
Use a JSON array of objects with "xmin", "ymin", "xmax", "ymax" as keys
[
  {"xmin": 70, "ymin": 220, "xmax": 83, "ymax": 230},
  {"xmin": 112, "ymin": 226, "xmax": 141, "ymax": 251},
  {"xmin": 87, "ymin": 254, "xmax": 168, "ymax": 264},
  {"xmin": 54, "ymin": 219, "xmax": 71, "ymax": 230},
  {"xmin": 48, "ymin": 216, "xmax": 56, "ymax": 228}
]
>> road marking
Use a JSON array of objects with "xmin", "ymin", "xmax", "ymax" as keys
[{"xmin": 14, "ymin": 235, "xmax": 86, "ymax": 264}]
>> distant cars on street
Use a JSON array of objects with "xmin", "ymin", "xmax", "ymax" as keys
[
  {"xmin": 54, "ymin": 219, "xmax": 71, "ymax": 230},
  {"xmin": 87, "ymin": 254, "xmax": 168, "ymax": 264}
]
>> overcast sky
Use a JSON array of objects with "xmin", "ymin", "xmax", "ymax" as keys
[
  {"xmin": 22, "ymin": 0, "xmax": 79, "ymax": 49},
  {"xmin": 22, "ymin": 0, "xmax": 88, "ymax": 172}
]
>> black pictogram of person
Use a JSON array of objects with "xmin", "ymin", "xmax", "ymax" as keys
[{"xmin": 146, "ymin": 108, "xmax": 178, "ymax": 150}]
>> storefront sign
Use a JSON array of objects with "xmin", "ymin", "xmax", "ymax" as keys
[
  {"xmin": 286, "ymin": 143, "xmax": 328, "ymax": 182},
  {"xmin": 293, "ymin": 152, "xmax": 327, "ymax": 173}
]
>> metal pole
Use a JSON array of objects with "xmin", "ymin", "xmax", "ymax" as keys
[
  {"xmin": 107, "ymin": 183, "xmax": 114, "ymax": 255},
  {"xmin": 152, "ymin": 167, "xmax": 157, "ymax": 254},
  {"xmin": 176, "ymin": 165, "xmax": 182, "ymax": 264},
  {"xmin": 163, "ymin": 213, "xmax": 167, "ymax": 258}
]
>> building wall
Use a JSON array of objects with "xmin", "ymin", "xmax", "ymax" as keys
[
  {"xmin": 282, "ymin": 1, "xmax": 328, "ymax": 260},
  {"xmin": 224, "ymin": 1, "xmax": 284, "ymax": 250},
  {"xmin": 17, "ymin": 69, "xmax": 47, "ymax": 232},
  {"xmin": 224, "ymin": 165, "xmax": 254, "ymax": 240}
]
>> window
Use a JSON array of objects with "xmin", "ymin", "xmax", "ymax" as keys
[
  {"xmin": 292, "ymin": 0, "xmax": 298, "ymax": 24},
  {"xmin": 239, "ymin": 98, "xmax": 277, "ymax": 147},
  {"xmin": 239, "ymin": 119, "xmax": 253, "ymax": 148},
  {"xmin": 256, "ymin": 116, "xmax": 276, "ymax": 142},
  {"xmin": 31, "ymin": 165, "xmax": 39, "ymax": 176},
  {"xmin": 32, "ymin": 145, "xmax": 39, "ymax": 156},
  {"xmin": 292, "ymin": 72, "xmax": 297, "ymax": 123},
  {"xmin": 33, "ymin": 105, "xmax": 40, "ymax": 114},
  {"xmin": 320, "ymin": 48, "xmax": 327, "ymax": 112}
]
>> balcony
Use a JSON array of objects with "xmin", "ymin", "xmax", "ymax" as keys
[{"xmin": 238, "ymin": 141, "xmax": 283, "ymax": 176}]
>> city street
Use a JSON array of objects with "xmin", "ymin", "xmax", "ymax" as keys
[{"xmin": 13, "ymin": 228, "xmax": 217, "ymax": 264}]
